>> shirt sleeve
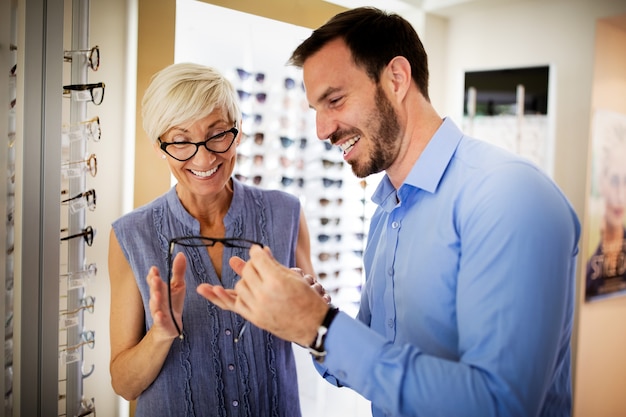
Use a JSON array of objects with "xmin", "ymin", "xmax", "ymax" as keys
[{"xmin": 320, "ymin": 161, "xmax": 580, "ymax": 417}]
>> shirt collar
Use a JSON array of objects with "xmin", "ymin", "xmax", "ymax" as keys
[{"xmin": 372, "ymin": 117, "xmax": 463, "ymax": 207}]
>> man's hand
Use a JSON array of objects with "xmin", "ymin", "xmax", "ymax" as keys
[{"xmin": 197, "ymin": 245, "xmax": 329, "ymax": 346}]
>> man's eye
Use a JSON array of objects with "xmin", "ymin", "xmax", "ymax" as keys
[{"xmin": 329, "ymin": 96, "xmax": 342, "ymax": 106}]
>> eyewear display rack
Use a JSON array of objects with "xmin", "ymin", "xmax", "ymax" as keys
[
  {"xmin": 58, "ymin": 1, "xmax": 97, "ymax": 416},
  {"xmin": 1, "ymin": 0, "xmax": 18, "ymax": 415},
  {"xmin": 2, "ymin": 0, "xmax": 95, "ymax": 416},
  {"xmin": 230, "ymin": 67, "xmax": 375, "ymax": 316}
]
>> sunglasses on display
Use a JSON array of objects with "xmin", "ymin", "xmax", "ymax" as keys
[
  {"xmin": 237, "ymin": 89, "xmax": 267, "ymax": 104},
  {"xmin": 236, "ymin": 68, "xmax": 265, "ymax": 83}
]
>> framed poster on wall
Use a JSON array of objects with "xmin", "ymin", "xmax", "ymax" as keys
[{"xmin": 585, "ymin": 108, "xmax": 626, "ymax": 302}]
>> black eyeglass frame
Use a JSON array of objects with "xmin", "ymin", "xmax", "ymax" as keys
[
  {"xmin": 166, "ymin": 236, "xmax": 264, "ymax": 339},
  {"xmin": 62, "ymin": 82, "xmax": 106, "ymax": 105},
  {"xmin": 61, "ymin": 188, "xmax": 97, "ymax": 211},
  {"xmin": 158, "ymin": 126, "xmax": 239, "ymax": 162},
  {"xmin": 60, "ymin": 225, "xmax": 95, "ymax": 247}
]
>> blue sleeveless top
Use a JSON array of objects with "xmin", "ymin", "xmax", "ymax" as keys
[{"xmin": 112, "ymin": 179, "xmax": 302, "ymax": 417}]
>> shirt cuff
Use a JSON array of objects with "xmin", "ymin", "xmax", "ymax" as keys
[{"xmin": 322, "ymin": 310, "xmax": 390, "ymax": 388}]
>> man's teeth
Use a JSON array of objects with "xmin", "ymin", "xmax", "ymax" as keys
[
  {"xmin": 339, "ymin": 136, "xmax": 360, "ymax": 153},
  {"xmin": 190, "ymin": 166, "xmax": 218, "ymax": 177}
]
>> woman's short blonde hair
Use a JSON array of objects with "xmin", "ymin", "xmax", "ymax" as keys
[{"xmin": 141, "ymin": 62, "xmax": 241, "ymax": 144}]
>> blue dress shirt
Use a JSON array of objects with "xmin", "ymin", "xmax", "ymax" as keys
[{"xmin": 319, "ymin": 118, "xmax": 580, "ymax": 417}]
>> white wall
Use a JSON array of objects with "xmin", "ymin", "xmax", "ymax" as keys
[{"xmin": 439, "ymin": 0, "xmax": 626, "ymax": 214}]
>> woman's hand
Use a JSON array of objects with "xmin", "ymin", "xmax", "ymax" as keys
[{"xmin": 147, "ymin": 252, "xmax": 187, "ymax": 340}]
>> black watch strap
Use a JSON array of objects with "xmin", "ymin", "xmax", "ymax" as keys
[{"xmin": 308, "ymin": 306, "xmax": 339, "ymax": 363}]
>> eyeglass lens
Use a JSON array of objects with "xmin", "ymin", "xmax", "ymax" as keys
[{"xmin": 160, "ymin": 127, "xmax": 238, "ymax": 161}]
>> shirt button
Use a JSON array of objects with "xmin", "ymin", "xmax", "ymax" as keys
[
  {"xmin": 228, "ymin": 364, "xmax": 235, "ymax": 371},
  {"xmin": 391, "ymin": 221, "xmax": 400, "ymax": 229},
  {"xmin": 387, "ymin": 319, "xmax": 394, "ymax": 328},
  {"xmin": 232, "ymin": 400, "xmax": 239, "ymax": 407},
  {"xmin": 388, "ymin": 268, "xmax": 393, "ymax": 276},
  {"xmin": 225, "ymin": 329, "xmax": 232, "ymax": 336}
]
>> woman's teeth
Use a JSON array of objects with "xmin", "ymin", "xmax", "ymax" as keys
[
  {"xmin": 190, "ymin": 166, "xmax": 218, "ymax": 177},
  {"xmin": 340, "ymin": 135, "xmax": 360, "ymax": 154}
]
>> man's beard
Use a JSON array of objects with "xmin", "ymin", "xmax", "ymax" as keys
[{"xmin": 349, "ymin": 85, "xmax": 401, "ymax": 178}]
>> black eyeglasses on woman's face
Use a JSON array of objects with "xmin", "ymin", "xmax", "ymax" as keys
[
  {"xmin": 159, "ymin": 126, "xmax": 239, "ymax": 162},
  {"xmin": 166, "ymin": 236, "xmax": 263, "ymax": 339}
]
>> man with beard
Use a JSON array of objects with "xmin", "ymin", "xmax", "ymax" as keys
[{"xmin": 197, "ymin": 7, "xmax": 581, "ymax": 417}]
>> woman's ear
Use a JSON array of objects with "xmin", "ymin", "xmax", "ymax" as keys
[{"xmin": 153, "ymin": 141, "xmax": 166, "ymax": 159}]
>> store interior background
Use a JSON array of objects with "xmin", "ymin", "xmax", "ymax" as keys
[{"xmin": 4, "ymin": 0, "xmax": 626, "ymax": 416}]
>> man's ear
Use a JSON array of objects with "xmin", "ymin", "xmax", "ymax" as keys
[{"xmin": 384, "ymin": 56, "xmax": 412, "ymax": 100}]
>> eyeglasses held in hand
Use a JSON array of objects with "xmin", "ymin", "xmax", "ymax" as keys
[
  {"xmin": 159, "ymin": 126, "xmax": 238, "ymax": 162},
  {"xmin": 60, "ymin": 225, "xmax": 95, "ymax": 247},
  {"xmin": 64, "ymin": 45, "xmax": 100, "ymax": 71},
  {"xmin": 166, "ymin": 236, "xmax": 264, "ymax": 340},
  {"xmin": 63, "ymin": 82, "xmax": 105, "ymax": 105},
  {"xmin": 61, "ymin": 188, "xmax": 97, "ymax": 212}
]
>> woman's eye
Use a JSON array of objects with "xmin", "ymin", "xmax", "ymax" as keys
[{"xmin": 171, "ymin": 135, "xmax": 190, "ymax": 144}]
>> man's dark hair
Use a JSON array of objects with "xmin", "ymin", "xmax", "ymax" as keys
[{"xmin": 289, "ymin": 7, "xmax": 430, "ymax": 101}]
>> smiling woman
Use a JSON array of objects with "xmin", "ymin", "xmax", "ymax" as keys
[{"xmin": 109, "ymin": 61, "xmax": 320, "ymax": 417}]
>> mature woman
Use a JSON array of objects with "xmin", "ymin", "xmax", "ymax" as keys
[{"xmin": 108, "ymin": 62, "xmax": 318, "ymax": 416}]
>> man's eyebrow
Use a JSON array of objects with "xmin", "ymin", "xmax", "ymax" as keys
[{"xmin": 314, "ymin": 86, "xmax": 341, "ymax": 107}]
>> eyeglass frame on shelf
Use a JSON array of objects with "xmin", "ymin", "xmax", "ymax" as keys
[
  {"xmin": 62, "ymin": 153, "xmax": 98, "ymax": 177},
  {"xmin": 62, "ymin": 82, "xmax": 105, "ymax": 105},
  {"xmin": 166, "ymin": 236, "xmax": 263, "ymax": 339},
  {"xmin": 64, "ymin": 45, "xmax": 100, "ymax": 71},
  {"xmin": 60, "ymin": 225, "xmax": 95, "ymax": 247},
  {"xmin": 61, "ymin": 188, "xmax": 97, "ymax": 211},
  {"xmin": 158, "ymin": 126, "xmax": 238, "ymax": 162},
  {"xmin": 62, "ymin": 116, "xmax": 101, "ymax": 142}
]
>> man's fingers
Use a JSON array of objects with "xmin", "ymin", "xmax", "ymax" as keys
[
  {"xmin": 197, "ymin": 284, "xmax": 237, "ymax": 311},
  {"xmin": 229, "ymin": 256, "xmax": 246, "ymax": 276},
  {"xmin": 246, "ymin": 245, "xmax": 282, "ymax": 282}
]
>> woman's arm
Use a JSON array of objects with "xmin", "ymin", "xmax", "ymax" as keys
[{"xmin": 108, "ymin": 228, "xmax": 185, "ymax": 400}]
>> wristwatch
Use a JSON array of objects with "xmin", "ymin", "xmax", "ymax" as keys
[{"xmin": 308, "ymin": 305, "xmax": 339, "ymax": 363}]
